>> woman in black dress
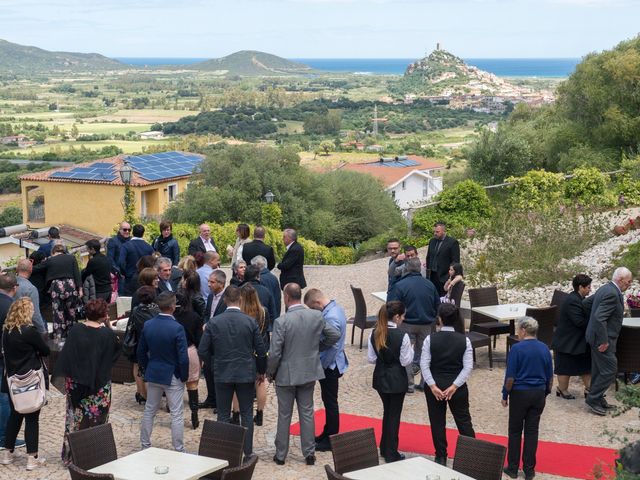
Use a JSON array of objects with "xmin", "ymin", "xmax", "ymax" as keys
[
  {"xmin": 551, "ymin": 274, "xmax": 592, "ymax": 399},
  {"xmin": 82, "ymin": 239, "xmax": 113, "ymax": 303},
  {"xmin": 367, "ymin": 301, "xmax": 413, "ymax": 463}
]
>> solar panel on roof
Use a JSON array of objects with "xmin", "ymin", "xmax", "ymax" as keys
[{"xmin": 123, "ymin": 151, "xmax": 202, "ymax": 182}]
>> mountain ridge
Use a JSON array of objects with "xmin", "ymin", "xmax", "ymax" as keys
[{"xmin": 191, "ymin": 50, "xmax": 313, "ymax": 76}]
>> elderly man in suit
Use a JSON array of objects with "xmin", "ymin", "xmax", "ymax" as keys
[
  {"xmin": 268, "ymin": 283, "xmax": 340, "ymax": 466},
  {"xmin": 155, "ymin": 257, "xmax": 178, "ymax": 294},
  {"xmin": 584, "ymin": 267, "xmax": 633, "ymax": 416},
  {"xmin": 242, "ymin": 226, "xmax": 276, "ymax": 271},
  {"xmin": 251, "ymin": 255, "xmax": 281, "ymax": 318},
  {"xmin": 188, "ymin": 223, "xmax": 217, "ymax": 256},
  {"xmin": 118, "ymin": 224, "xmax": 154, "ymax": 295},
  {"xmin": 425, "ymin": 222, "xmax": 460, "ymax": 297},
  {"xmin": 199, "ymin": 285, "xmax": 267, "ymax": 458},
  {"xmin": 277, "ymin": 229, "xmax": 306, "ymax": 290}
]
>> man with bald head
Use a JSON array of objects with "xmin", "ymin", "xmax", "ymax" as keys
[
  {"xmin": 242, "ymin": 226, "xmax": 276, "ymax": 271},
  {"xmin": 188, "ymin": 223, "xmax": 217, "ymax": 256},
  {"xmin": 15, "ymin": 259, "xmax": 46, "ymax": 333},
  {"xmin": 277, "ymin": 228, "xmax": 306, "ymax": 290},
  {"xmin": 585, "ymin": 267, "xmax": 633, "ymax": 415}
]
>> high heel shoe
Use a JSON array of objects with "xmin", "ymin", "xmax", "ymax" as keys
[
  {"xmin": 556, "ymin": 388, "xmax": 575, "ymax": 400},
  {"xmin": 135, "ymin": 393, "xmax": 146, "ymax": 405}
]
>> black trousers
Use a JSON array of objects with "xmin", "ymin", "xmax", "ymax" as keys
[
  {"xmin": 377, "ymin": 391, "xmax": 405, "ymax": 461},
  {"xmin": 5, "ymin": 394, "xmax": 40, "ymax": 454},
  {"xmin": 318, "ymin": 367, "xmax": 342, "ymax": 441},
  {"xmin": 215, "ymin": 382, "xmax": 255, "ymax": 456},
  {"xmin": 202, "ymin": 362, "xmax": 217, "ymax": 406},
  {"xmin": 507, "ymin": 389, "xmax": 546, "ymax": 475},
  {"xmin": 425, "ymin": 384, "xmax": 475, "ymax": 458},
  {"xmin": 429, "ymin": 271, "xmax": 445, "ymax": 297}
]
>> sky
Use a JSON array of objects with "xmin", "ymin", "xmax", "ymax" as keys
[{"xmin": 1, "ymin": 0, "xmax": 639, "ymax": 59}]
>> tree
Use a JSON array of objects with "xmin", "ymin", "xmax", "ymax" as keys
[
  {"xmin": 70, "ymin": 123, "xmax": 79, "ymax": 139},
  {"xmin": 0, "ymin": 206, "xmax": 22, "ymax": 227},
  {"xmin": 319, "ymin": 140, "xmax": 333, "ymax": 156}
]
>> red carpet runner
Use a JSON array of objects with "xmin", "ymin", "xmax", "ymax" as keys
[{"xmin": 290, "ymin": 410, "xmax": 617, "ymax": 479}]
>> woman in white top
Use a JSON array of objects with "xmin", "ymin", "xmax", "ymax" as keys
[{"xmin": 227, "ymin": 224, "xmax": 251, "ymax": 264}]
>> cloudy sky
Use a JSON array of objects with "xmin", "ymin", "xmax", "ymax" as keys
[{"xmin": 1, "ymin": 0, "xmax": 639, "ymax": 58}]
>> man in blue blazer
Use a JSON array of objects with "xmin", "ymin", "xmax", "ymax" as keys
[
  {"xmin": 118, "ymin": 224, "xmax": 154, "ymax": 295},
  {"xmin": 138, "ymin": 292, "xmax": 189, "ymax": 451}
]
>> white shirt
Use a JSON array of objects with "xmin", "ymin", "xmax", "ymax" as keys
[
  {"xmin": 420, "ymin": 326, "xmax": 473, "ymax": 388},
  {"xmin": 209, "ymin": 290, "xmax": 224, "ymax": 319},
  {"xmin": 201, "ymin": 236, "xmax": 216, "ymax": 252},
  {"xmin": 367, "ymin": 322, "xmax": 413, "ymax": 366}
]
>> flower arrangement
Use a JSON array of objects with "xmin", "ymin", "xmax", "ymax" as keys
[{"xmin": 626, "ymin": 292, "xmax": 640, "ymax": 309}]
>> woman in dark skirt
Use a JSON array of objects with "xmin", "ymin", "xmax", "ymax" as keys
[
  {"xmin": 367, "ymin": 301, "xmax": 413, "ymax": 463},
  {"xmin": 551, "ymin": 274, "xmax": 592, "ymax": 399}
]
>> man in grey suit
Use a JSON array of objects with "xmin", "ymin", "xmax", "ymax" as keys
[
  {"xmin": 585, "ymin": 267, "xmax": 632, "ymax": 416},
  {"xmin": 268, "ymin": 283, "xmax": 340, "ymax": 466}
]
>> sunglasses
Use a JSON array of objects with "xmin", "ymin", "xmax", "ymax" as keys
[{"xmin": 121, "ymin": 228, "xmax": 131, "ymax": 232}]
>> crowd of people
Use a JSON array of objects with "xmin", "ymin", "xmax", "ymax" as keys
[{"xmin": 0, "ymin": 219, "xmax": 633, "ymax": 479}]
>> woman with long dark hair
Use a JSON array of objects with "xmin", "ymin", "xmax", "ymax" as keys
[
  {"xmin": 227, "ymin": 224, "xmax": 250, "ymax": 265},
  {"xmin": 441, "ymin": 263, "xmax": 464, "ymax": 305},
  {"xmin": 54, "ymin": 299, "xmax": 120, "ymax": 465},
  {"xmin": 367, "ymin": 301, "xmax": 412, "ymax": 463}
]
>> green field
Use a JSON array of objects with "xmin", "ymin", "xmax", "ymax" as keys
[{"xmin": 4, "ymin": 139, "xmax": 173, "ymax": 155}]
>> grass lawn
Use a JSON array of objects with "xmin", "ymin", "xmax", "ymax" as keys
[
  {"xmin": 0, "ymin": 194, "xmax": 21, "ymax": 211},
  {"xmin": 5, "ymin": 139, "xmax": 173, "ymax": 155},
  {"xmin": 91, "ymin": 109, "xmax": 193, "ymax": 123},
  {"xmin": 277, "ymin": 121, "xmax": 304, "ymax": 134},
  {"xmin": 299, "ymin": 151, "xmax": 380, "ymax": 169}
]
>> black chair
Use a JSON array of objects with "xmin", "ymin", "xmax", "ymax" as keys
[
  {"xmin": 550, "ymin": 289, "xmax": 570, "ymax": 326},
  {"xmin": 198, "ymin": 420, "xmax": 247, "ymax": 480},
  {"xmin": 67, "ymin": 423, "xmax": 118, "ymax": 471},
  {"xmin": 68, "ymin": 464, "xmax": 114, "ymax": 480},
  {"xmin": 469, "ymin": 286, "xmax": 510, "ymax": 348},
  {"xmin": 324, "ymin": 464, "xmax": 351, "ymax": 480},
  {"xmin": 329, "ymin": 428, "xmax": 379, "ymax": 474},
  {"xmin": 467, "ymin": 330, "xmax": 493, "ymax": 369},
  {"xmin": 449, "ymin": 282, "xmax": 466, "ymax": 333},
  {"xmin": 220, "ymin": 455, "xmax": 259, "ymax": 480},
  {"xmin": 350, "ymin": 285, "xmax": 377, "ymax": 350},
  {"xmin": 506, "ymin": 306, "xmax": 557, "ymax": 354},
  {"xmin": 452, "ymin": 435, "xmax": 507, "ymax": 480},
  {"xmin": 616, "ymin": 325, "xmax": 640, "ymax": 389}
]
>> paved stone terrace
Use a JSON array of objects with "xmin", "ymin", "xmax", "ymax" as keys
[{"xmin": 1, "ymin": 258, "xmax": 635, "ymax": 479}]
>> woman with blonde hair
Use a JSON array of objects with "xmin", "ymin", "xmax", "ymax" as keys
[
  {"xmin": 239, "ymin": 283, "xmax": 269, "ymax": 426},
  {"xmin": 367, "ymin": 301, "xmax": 412, "ymax": 463},
  {"xmin": 178, "ymin": 255, "xmax": 197, "ymax": 273},
  {"xmin": 227, "ymin": 224, "xmax": 251, "ymax": 265},
  {"xmin": 0, "ymin": 297, "xmax": 50, "ymax": 471}
]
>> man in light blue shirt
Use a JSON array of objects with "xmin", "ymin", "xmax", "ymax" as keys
[
  {"xmin": 197, "ymin": 252, "xmax": 220, "ymax": 299},
  {"xmin": 304, "ymin": 288, "xmax": 348, "ymax": 452},
  {"xmin": 15, "ymin": 259, "xmax": 46, "ymax": 333}
]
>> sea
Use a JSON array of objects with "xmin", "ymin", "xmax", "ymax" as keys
[{"xmin": 114, "ymin": 57, "xmax": 580, "ymax": 78}]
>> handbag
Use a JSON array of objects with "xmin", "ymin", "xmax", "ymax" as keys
[
  {"xmin": 1, "ymin": 333, "xmax": 47, "ymax": 414},
  {"xmin": 121, "ymin": 317, "xmax": 137, "ymax": 358}
]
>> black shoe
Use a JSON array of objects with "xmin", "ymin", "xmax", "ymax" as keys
[
  {"xmin": 315, "ymin": 434, "xmax": 326, "ymax": 443},
  {"xmin": 556, "ymin": 388, "xmax": 575, "ymax": 400},
  {"xmin": 315, "ymin": 440, "xmax": 332, "ymax": 452},
  {"xmin": 253, "ymin": 410, "xmax": 263, "ymax": 426},
  {"xmin": 305, "ymin": 455, "xmax": 316, "ymax": 466},
  {"xmin": 384, "ymin": 453, "xmax": 405, "ymax": 463},
  {"xmin": 272, "ymin": 455, "xmax": 285, "ymax": 465},
  {"xmin": 135, "ymin": 393, "xmax": 146, "ymax": 405},
  {"xmin": 415, "ymin": 383, "xmax": 425, "ymax": 392},
  {"xmin": 434, "ymin": 456, "xmax": 447, "ymax": 466},
  {"xmin": 601, "ymin": 399, "xmax": 616, "ymax": 410},
  {"xmin": 231, "ymin": 411, "xmax": 240, "ymax": 425},
  {"xmin": 198, "ymin": 399, "xmax": 216, "ymax": 409},
  {"xmin": 586, "ymin": 400, "xmax": 606, "ymax": 416},
  {"xmin": 503, "ymin": 467, "xmax": 518, "ymax": 479},
  {"xmin": 524, "ymin": 470, "xmax": 535, "ymax": 480}
]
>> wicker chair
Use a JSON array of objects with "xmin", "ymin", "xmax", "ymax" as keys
[
  {"xmin": 452, "ymin": 435, "xmax": 507, "ymax": 480},
  {"xmin": 220, "ymin": 455, "xmax": 259, "ymax": 480},
  {"xmin": 329, "ymin": 428, "xmax": 379, "ymax": 474},
  {"xmin": 67, "ymin": 423, "xmax": 118, "ymax": 471},
  {"xmin": 111, "ymin": 330, "xmax": 135, "ymax": 383},
  {"xmin": 449, "ymin": 282, "xmax": 466, "ymax": 333},
  {"xmin": 198, "ymin": 420, "xmax": 247, "ymax": 480},
  {"xmin": 469, "ymin": 287, "xmax": 510, "ymax": 348},
  {"xmin": 68, "ymin": 464, "xmax": 114, "ymax": 480},
  {"xmin": 616, "ymin": 325, "xmax": 640, "ymax": 388},
  {"xmin": 324, "ymin": 464, "xmax": 351, "ymax": 480},
  {"xmin": 467, "ymin": 331, "xmax": 493, "ymax": 369},
  {"xmin": 506, "ymin": 306, "xmax": 557, "ymax": 354},
  {"xmin": 349, "ymin": 285, "xmax": 377, "ymax": 350}
]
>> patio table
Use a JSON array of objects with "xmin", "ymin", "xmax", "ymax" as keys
[{"xmin": 344, "ymin": 456, "xmax": 475, "ymax": 480}]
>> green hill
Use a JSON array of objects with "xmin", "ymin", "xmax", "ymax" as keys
[
  {"xmin": 0, "ymin": 39, "xmax": 127, "ymax": 73},
  {"xmin": 192, "ymin": 50, "xmax": 312, "ymax": 76}
]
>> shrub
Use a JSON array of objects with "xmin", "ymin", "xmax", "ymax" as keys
[
  {"xmin": 506, "ymin": 170, "xmax": 563, "ymax": 211},
  {"xmin": 564, "ymin": 167, "xmax": 611, "ymax": 206}
]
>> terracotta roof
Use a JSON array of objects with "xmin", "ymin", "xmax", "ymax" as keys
[
  {"xmin": 20, "ymin": 151, "xmax": 204, "ymax": 186},
  {"xmin": 340, "ymin": 155, "xmax": 443, "ymax": 187}
]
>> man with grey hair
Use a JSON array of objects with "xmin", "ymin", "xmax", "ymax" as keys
[
  {"xmin": 155, "ymin": 257, "xmax": 176, "ymax": 294},
  {"xmin": 15, "ymin": 259, "xmax": 46, "ymax": 333},
  {"xmin": 388, "ymin": 257, "xmax": 440, "ymax": 393},
  {"xmin": 251, "ymin": 255, "xmax": 281, "ymax": 318},
  {"xmin": 584, "ymin": 266, "xmax": 633, "ymax": 415},
  {"xmin": 277, "ymin": 228, "xmax": 306, "ymax": 290}
]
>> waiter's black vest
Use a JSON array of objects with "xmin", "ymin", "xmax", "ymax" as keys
[
  {"xmin": 372, "ymin": 327, "xmax": 408, "ymax": 394},
  {"xmin": 429, "ymin": 330, "xmax": 467, "ymax": 389}
]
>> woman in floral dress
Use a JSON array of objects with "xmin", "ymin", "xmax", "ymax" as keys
[{"xmin": 53, "ymin": 299, "xmax": 121, "ymax": 464}]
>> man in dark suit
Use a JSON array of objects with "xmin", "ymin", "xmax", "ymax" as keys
[
  {"xmin": 584, "ymin": 267, "xmax": 632, "ymax": 415},
  {"xmin": 251, "ymin": 254, "xmax": 281, "ymax": 318},
  {"xmin": 199, "ymin": 269, "xmax": 227, "ymax": 410},
  {"xmin": 242, "ymin": 226, "xmax": 276, "ymax": 271},
  {"xmin": 268, "ymin": 283, "xmax": 340, "ymax": 466},
  {"xmin": 37, "ymin": 226, "xmax": 60, "ymax": 258},
  {"xmin": 277, "ymin": 228, "xmax": 306, "ymax": 290},
  {"xmin": 107, "ymin": 221, "xmax": 131, "ymax": 295},
  {"xmin": 243, "ymin": 265, "xmax": 277, "ymax": 327},
  {"xmin": 138, "ymin": 292, "xmax": 189, "ymax": 451},
  {"xmin": 199, "ymin": 286, "xmax": 267, "ymax": 458},
  {"xmin": 188, "ymin": 223, "xmax": 217, "ymax": 256},
  {"xmin": 420, "ymin": 303, "xmax": 475, "ymax": 466},
  {"xmin": 425, "ymin": 222, "xmax": 460, "ymax": 296},
  {"xmin": 155, "ymin": 257, "xmax": 178, "ymax": 294},
  {"xmin": 118, "ymin": 224, "xmax": 154, "ymax": 295}
]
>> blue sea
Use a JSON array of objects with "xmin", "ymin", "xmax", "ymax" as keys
[{"xmin": 114, "ymin": 57, "xmax": 580, "ymax": 78}]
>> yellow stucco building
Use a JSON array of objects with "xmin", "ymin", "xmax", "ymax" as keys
[{"xmin": 20, "ymin": 151, "xmax": 204, "ymax": 236}]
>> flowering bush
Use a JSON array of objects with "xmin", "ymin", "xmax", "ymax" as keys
[{"xmin": 626, "ymin": 292, "xmax": 640, "ymax": 309}]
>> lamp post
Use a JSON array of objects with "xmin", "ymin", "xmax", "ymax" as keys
[
  {"xmin": 261, "ymin": 190, "xmax": 281, "ymax": 229},
  {"xmin": 264, "ymin": 190, "xmax": 275, "ymax": 204},
  {"xmin": 119, "ymin": 158, "xmax": 133, "ymax": 219}
]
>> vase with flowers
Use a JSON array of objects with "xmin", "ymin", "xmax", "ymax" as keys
[{"xmin": 626, "ymin": 292, "xmax": 640, "ymax": 317}]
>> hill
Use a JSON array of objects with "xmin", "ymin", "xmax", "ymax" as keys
[
  {"xmin": 192, "ymin": 50, "xmax": 312, "ymax": 76},
  {"xmin": 0, "ymin": 39, "xmax": 126, "ymax": 73}
]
